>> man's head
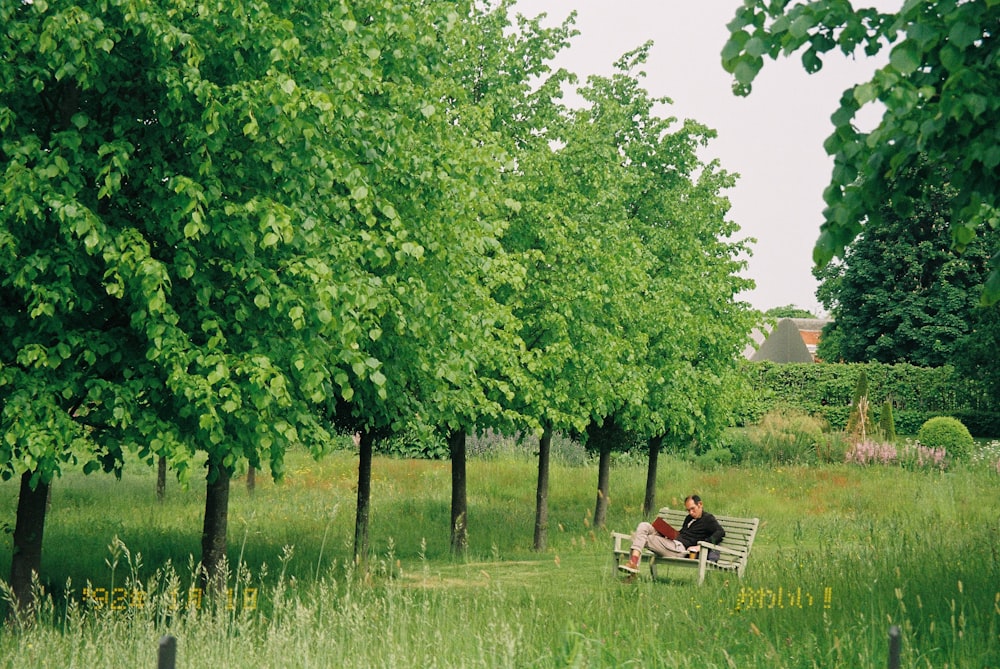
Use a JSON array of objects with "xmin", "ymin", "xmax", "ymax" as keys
[{"xmin": 684, "ymin": 495, "xmax": 704, "ymax": 519}]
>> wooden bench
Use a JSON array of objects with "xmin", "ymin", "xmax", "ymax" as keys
[{"xmin": 612, "ymin": 508, "xmax": 759, "ymax": 585}]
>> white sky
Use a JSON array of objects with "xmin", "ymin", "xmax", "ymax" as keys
[{"xmin": 513, "ymin": 1, "xmax": 894, "ymax": 316}]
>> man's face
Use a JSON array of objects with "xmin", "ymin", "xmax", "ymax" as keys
[{"xmin": 685, "ymin": 500, "xmax": 703, "ymax": 519}]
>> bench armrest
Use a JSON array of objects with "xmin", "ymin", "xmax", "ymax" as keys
[
  {"xmin": 612, "ymin": 532, "xmax": 632, "ymax": 553},
  {"xmin": 697, "ymin": 540, "xmax": 745, "ymax": 557}
]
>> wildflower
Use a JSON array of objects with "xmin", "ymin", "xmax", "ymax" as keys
[{"xmin": 845, "ymin": 440, "xmax": 897, "ymax": 466}]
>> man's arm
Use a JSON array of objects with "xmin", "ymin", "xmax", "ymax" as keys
[{"xmin": 706, "ymin": 515, "xmax": 725, "ymax": 544}]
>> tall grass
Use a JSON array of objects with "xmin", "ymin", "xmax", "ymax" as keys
[{"xmin": 0, "ymin": 449, "xmax": 998, "ymax": 667}]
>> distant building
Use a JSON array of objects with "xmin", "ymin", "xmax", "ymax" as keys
[{"xmin": 745, "ymin": 318, "xmax": 831, "ymax": 363}]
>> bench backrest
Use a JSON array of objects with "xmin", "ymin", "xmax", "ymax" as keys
[{"xmin": 657, "ymin": 507, "xmax": 759, "ymax": 561}]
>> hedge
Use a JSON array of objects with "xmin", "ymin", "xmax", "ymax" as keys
[{"xmin": 735, "ymin": 361, "xmax": 999, "ymax": 437}]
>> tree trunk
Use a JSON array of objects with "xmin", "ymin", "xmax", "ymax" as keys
[
  {"xmin": 533, "ymin": 424, "xmax": 553, "ymax": 551},
  {"xmin": 199, "ymin": 460, "xmax": 230, "ymax": 591},
  {"xmin": 643, "ymin": 435, "xmax": 663, "ymax": 517},
  {"xmin": 593, "ymin": 440, "xmax": 612, "ymax": 529},
  {"xmin": 10, "ymin": 471, "xmax": 50, "ymax": 612},
  {"xmin": 156, "ymin": 455, "xmax": 167, "ymax": 502},
  {"xmin": 246, "ymin": 465, "xmax": 256, "ymax": 496},
  {"xmin": 354, "ymin": 429, "xmax": 374, "ymax": 565},
  {"xmin": 449, "ymin": 429, "xmax": 468, "ymax": 555}
]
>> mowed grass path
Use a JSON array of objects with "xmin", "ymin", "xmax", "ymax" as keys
[{"xmin": 0, "ymin": 448, "xmax": 997, "ymax": 667}]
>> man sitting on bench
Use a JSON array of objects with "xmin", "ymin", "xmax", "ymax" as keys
[{"xmin": 618, "ymin": 494, "xmax": 725, "ymax": 574}]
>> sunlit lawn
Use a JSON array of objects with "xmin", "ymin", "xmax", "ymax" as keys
[{"xmin": 0, "ymin": 445, "xmax": 997, "ymax": 667}]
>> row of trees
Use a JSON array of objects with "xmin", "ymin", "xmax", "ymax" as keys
[{"xmin": 1, "ymin": 0, "xmax": 757, "ymax": 607}]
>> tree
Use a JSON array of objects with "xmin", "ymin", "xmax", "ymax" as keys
[
  {"xmin": 815, "ymin": 164, "xmax": 998, "ymax": 366},
  {"xmin": 765, "ymin": 306, "xmax": 817, "ymax": 319},
  {"xmin": 578, "ymin": 45, "xmax": 756, "ymax": 519},
  {"xmin": 953, "ymin": 305, "xmax": 1000, "ymax": 410},
  {"xmin": 451, "ymin": 6, "xmax": 654, "ymax": 547},
  {"xmin": 723, "ymin": 0, "xmax": 1000, "ymax": 304},
  {"xmin": 508, "ymin": 57, "xmax": 657, "ymax": 534},
  {"xmin": 0, "ymin": 0, "xmax": 473, "ymax": 603}
]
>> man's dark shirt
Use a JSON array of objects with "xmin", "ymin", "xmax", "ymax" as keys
[{"xmin": 677, "ymin": 512, "xmax": 725, "ymax": 549}]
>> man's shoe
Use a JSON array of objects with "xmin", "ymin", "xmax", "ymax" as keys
[{"xmin": 618, "ymin": 557, "xmax": 639, "ymax": 574}]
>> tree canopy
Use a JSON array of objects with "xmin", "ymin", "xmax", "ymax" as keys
[
  {"xmin": 723, "ymin": 0, "xmax": 1000, "ymax": 305},
  {"xmin": 815, "ymin": 162, "xmax": 998, "ymax": 366},
  {"xmin": 1, "ymin": 0, "xmax": 497, "ymax": 593},
  {"xmin": 2, "ymin": 0, "xmax": 759, "ymax": 599},
  {"xmin": 764, "ymin": 305, "xmax": 817, "ymax": 319}
]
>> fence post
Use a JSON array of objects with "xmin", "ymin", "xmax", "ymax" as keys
[
  {"xmin": 887, "ymin": 625, "xmax": 901, "ymax": 669},
  {"xmin": 158, "ymin": 634, "xmax": 177, "ymax": 669}
]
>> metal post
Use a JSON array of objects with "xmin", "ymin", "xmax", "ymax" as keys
[
  {"xmin": 158, "ymin": 634, "xmax": 177, "ymax": 669},
  {"xmin": 887, "ymin": 625, "xmax": 901, "ymax": 669}
]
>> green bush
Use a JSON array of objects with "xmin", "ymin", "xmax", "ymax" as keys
[
  {"xmin": 744, "ymin": 408, "xmax": 827, "ymax": 465},
  {"xmin": 376, "ymin": 425, "xmax": 450, "ymax": 460},
  {"xmin": 693, "ymin": 446, "xmax": 735, "ymax": 469},
  {"xmin": 879, "ymin": 400, "xmax": 897, "ymax": 442},
  {"xmin": 717, "ymin": 428, "xmax": 756, "ymax": 465},
  {"xmin": 917, "ymin": 416, "xmax": 974, "ymax": 460}
]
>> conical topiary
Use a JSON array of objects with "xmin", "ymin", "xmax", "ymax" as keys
[{"xmin": 880, "ymin": 399, "xmax": 896, "ymax": 442}]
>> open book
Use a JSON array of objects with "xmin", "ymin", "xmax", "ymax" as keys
[{"xmin": 651, "ymin": 517, "xmax": 678, "ymax": 540}]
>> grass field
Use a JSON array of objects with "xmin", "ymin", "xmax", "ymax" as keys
[{"xmin": 0, "ymin": 444, "xmax": 998, "ymax": 668}]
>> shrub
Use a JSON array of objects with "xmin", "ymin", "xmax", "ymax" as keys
[
  {"xmin": 917, "ymin": 416, "xmax": 974, "ymax": 460},
  {"xmin": 467, "ymin": 430, "xmax": 588, "ymax": 467},
  {"xmin": 744, "ymin": 408, "xmax": 827, "ymax": 465},
  {"xmin": 717, "ymin": 428, "xmax": 756, "ymax": 464},
  {"xmin": 879, "ymin": 400, "xmax": 897, "ymax": 442},
  {"xmin": 815, "ymin": 430, "xmax": 849, "ymax": 463},
  {"xmin": 693, "ymin": 446, "xmax": 734, "ymax": 469},
  {"xmin": 376, "ymin": 425, "xmax": 449, "ymax": 460}
]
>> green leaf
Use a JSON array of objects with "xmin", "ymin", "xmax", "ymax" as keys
[
  {"xmin": 853, "ymin": 82, "xmax": 878, "ymax": 106},
  {"xmin": 963, "ymin": 93, "xmax": 988, "ymax": 118},
  {"xmin": 939, "ymin": 43, "xmax": 964, "ymax": 72},
  {"xmin": 733, "ymin": 57, "xmax": 761, "ymax": 87},
  {"xmin": 720, "ymin": 31, "xmax": 750, "ymax": 64},
  {"xmin": 802, "ymin": 47, "xmax": 823, "ymax": 74},
  {"xmin": 380, "ymin": 203, "xmax": 398, "ymax": 220},
  {"xmin": 948, "ymin": 21, "xmax": 981, "ymax": 49},
  {"xmin": 889, "ymin": 40, "xmax": 921, "ymax": 75},
  {"xmin": 813, "ymin": 230, "xmax": 837, "ymax": 267},
  {"xmin": 789, "ymin": 15, "xmax": 814, "ymax": 40},
  {"xmin": 744, "ymin": 36, "xmax": 767, "ymax": 58},
  {"xmin": 980, "ymin": 268, "xmax": 1000, "ymax": 306}
]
